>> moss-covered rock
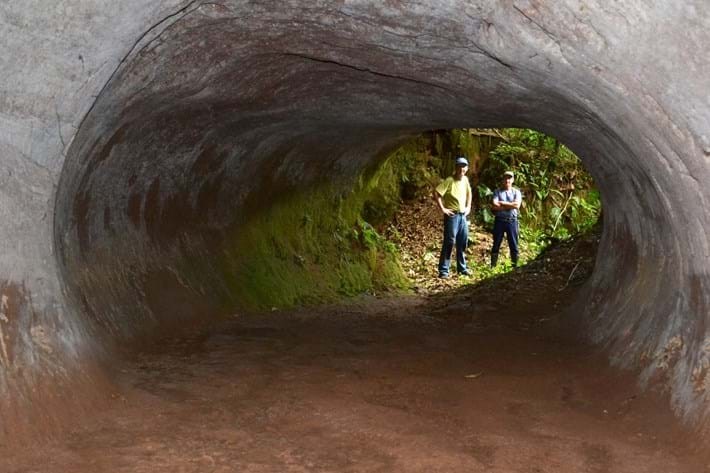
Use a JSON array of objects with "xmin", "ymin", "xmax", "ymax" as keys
[{"xmin": 220, "ymin": 180, "xmax": 410, "ymax": 311}]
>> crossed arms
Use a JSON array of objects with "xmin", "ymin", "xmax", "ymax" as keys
[{"xmin": 491, "ymin": 192, "xmax": 521, "ymax": 211}]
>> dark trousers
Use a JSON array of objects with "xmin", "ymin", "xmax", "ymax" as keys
[
  {"xmin": 438, "ymin": 213, "xmax": 468, "ymax": 276},
  {"xmin": 491, "ymin": 218, "xmax": 519, "ymax": 267}
]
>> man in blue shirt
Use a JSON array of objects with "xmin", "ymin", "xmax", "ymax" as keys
[{"xmin": 491, "ymin": 170, "xmax": 522, "ymax": 267}]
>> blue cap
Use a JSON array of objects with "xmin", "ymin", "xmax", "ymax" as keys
[{"xmin": 455, "ymin": 156, "xmax": 469, "ymax": 167}]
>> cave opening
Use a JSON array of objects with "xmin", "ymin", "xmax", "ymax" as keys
[{"xmin": 353, "ymin": 127, "xmax": 602, "ymax": 291}]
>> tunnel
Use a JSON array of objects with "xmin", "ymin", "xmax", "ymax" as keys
[{"xmin": 2, "ymin": 0, "xmax": 710, "ymax": 454}]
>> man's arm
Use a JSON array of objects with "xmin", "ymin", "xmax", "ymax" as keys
[
  {"xmin": 433, "ymin": 189, "xmax": 454, "ymax": 216},
  {"xmin": 491, "ymin": 191, "xmax": 503, "ymax": 211},
  {"xmin": 506, "ymin": 190, "xmax": 522, "ymax": 209},
  {"xmin": 497, "ymin": 201, "xmax": 520, "ymax": 209},
  {"xmin": 492, "ymin": 190, "xmax": 521, "ymax": 210},
  {"xmin": 464, "ymin": 183, "xmax": 472, "ymax": 217}
]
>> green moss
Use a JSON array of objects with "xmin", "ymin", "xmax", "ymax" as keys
[
  {"xmin": 220, "ymin": 180, "xmax": 410, "ymax": 311},
  {"xmin": 160, "ymin": 128, "xmax": 598, "ymax": 316},
  {"xmin": 216, "ymin": 129, "xmax": 524, "ymax": 311}
]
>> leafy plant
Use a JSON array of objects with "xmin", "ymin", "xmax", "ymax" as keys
[
  {"xmin": 376, "ymin": 128, "xmax": 601, "ymax": 284},
  {"xmin": 479, "ymin": 128, "xmax": 600, "ymax": 239}
]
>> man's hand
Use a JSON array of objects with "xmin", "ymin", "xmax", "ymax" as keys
[{"xmin": 434, "ymin": 191, "xmax": 455, "ymax": 217}]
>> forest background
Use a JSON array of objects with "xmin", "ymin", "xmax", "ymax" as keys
[{"xmin": 221, "ymin": 128, "xmax": 602, "ymax": 310}]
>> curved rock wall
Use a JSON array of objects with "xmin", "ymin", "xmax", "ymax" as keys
[{"xmin": 2, "ymin": 0, "xmax": 710, "ymax": 439}]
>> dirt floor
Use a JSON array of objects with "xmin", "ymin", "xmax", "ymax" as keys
[
  {"xmin": 3, "ymin": 241, "xmax": 710, "ymax": 472},
  {"xmin": 3, "ymin": 202, "xmax": 708, "ymax": 472}
]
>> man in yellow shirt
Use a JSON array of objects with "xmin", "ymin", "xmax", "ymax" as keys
[{"xmin": 433, "ymin": 156, "xmax": 472, "ymax": 278}]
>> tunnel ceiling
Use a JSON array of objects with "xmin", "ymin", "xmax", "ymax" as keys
[{"xmin": 1, "ymin": 0, "xmax": 709, "ymax": 441}]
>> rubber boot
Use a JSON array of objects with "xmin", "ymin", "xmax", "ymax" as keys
[{"xmin": 491, "ymin": 252, "xmax": 499, "ymax": 268}]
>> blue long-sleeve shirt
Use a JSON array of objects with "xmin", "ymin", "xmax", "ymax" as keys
[{"xmin": 492, "ymin": 187, "xmax": 522, "ymax": 220}]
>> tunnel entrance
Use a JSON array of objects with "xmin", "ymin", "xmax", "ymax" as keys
[{"xmin": 358, "ymin": 128, "xmax": 602, "ymax": 295}]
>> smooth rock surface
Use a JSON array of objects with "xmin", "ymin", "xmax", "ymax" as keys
[{"xmin": 1, "ymin": 0, "xmax": 709, "ymax": 440}]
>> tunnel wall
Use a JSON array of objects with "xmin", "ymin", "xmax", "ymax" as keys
[
  {"xmin": 0, "ymin": 0, "xmax": 202, "ymax": 439},
  {"xmin": 2, "ymin": 0, "xmax": 710, "ymax": 440}
]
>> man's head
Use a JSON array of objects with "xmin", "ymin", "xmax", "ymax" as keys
[
  {"xmin": 502, "ymin": 170, "xmax": 514, "ymax": 188},
  {"xmin": 454, "ymin": 156, "xmax": 469, "ymax": 178}
]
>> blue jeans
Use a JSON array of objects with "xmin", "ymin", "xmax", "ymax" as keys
[
  {"xmin": 438, "ymin": 213, "xmax": 469, "ymax": 276},
  {"xmin": 491, "ymin": 218, "xmax": 519, "ymax": 266}
]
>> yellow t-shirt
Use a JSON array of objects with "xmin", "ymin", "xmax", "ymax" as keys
[{"xmin": 436, "ymin": 176, "xmax": 471, "ymax": 212}]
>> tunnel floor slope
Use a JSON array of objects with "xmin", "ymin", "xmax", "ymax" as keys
[{"xmin": 2, "ymin": 232, "xmax": 708, "ymax": 472}]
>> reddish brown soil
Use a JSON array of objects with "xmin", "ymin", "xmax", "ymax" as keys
[
  {"xmin": 1, "ymin": 222, "xmax": 706, "ymax": 472},
  {"xmin": 3, "ymin": 258, "xmax": 710, "ymax": 472}
]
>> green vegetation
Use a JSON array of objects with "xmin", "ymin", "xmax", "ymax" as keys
[
  {"xmin": 476, "ymin": 128, "xmax": 601, "ymax": 265},
  {"xmin": 373, "ymin": 128, "xmax": 601, "ymax": 278},
  {"xmin": 220, "ymin": 180, "xmax": 410, "ymax": 311},
  {"xmin": 478, "ymin": 129, "xmax": 600, "ymax": 237},
  {"xmin": 220, "ymin": 128, "xmax": 601, "ymax": 309},
  {"xmin": 360, "ymin": 136, "xmax": 440, "ymax": 223}
]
